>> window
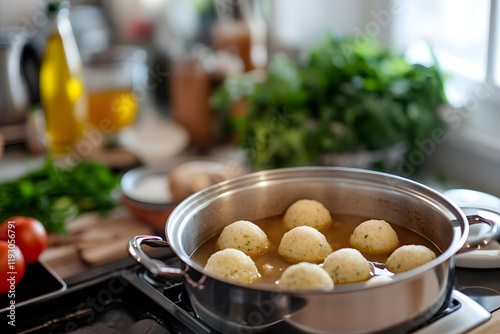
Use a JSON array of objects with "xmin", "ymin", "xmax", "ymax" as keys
[
  {"xmin": 393, "ymin": 0, "xmax": 491, "ymax": 82},
  {"xmin": 270, "ymin": 0, "xmax": 500, "ymax": 194},
  {"xmin": 492, "ymin": 0, "xmax": 500, "ymax": 84},
  {"xmin": 271, "ymin": 0, "xmax": 500, "ymax": 121},
  {"xmin": 272, "ymin": 0, "xmax": 498, "ymax": 85}
]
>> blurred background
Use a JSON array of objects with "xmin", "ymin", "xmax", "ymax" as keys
[
  {"xmin": 1, "ymin": 0, "xmax": 500, "ymax": 196},
  {"xmin": 1, "ymin": 0, "xmax": 500, "ymax": 277}
]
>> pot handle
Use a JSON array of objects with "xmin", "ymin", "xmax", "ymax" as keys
[
  {"xmin": 444, "ymin": 189, "xmax": 500, "ymax": 252},
  {"xmin": 128, "ymin": 235, "xmax": 184, "ymax": 277},
  {"xmin": 461, "ymin": 208, "xmax": 500, "ymax": 251}
]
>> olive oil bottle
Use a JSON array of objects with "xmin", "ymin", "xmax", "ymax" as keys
[{"xmin": 40, "ymin": 1, "xmax": 87, "ymax": 154}]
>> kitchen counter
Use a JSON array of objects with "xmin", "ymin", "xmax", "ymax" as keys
[{"xmin": 469, "ymin": 312, "xmax": 500, "ymax": 334}]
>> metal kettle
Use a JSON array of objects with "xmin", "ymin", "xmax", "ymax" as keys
[{"xmin": 0, "ymin": 28, "xmax": 40, "ymax": 126}]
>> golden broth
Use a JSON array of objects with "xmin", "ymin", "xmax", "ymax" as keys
[{"xmin": 191, "ymin": 213, "xmax": 441, "ymax": 286}]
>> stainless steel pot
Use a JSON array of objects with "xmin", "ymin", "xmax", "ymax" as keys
[{"xmin": 129, "ymin": 167, "xmax": 500, "ymax": 333}]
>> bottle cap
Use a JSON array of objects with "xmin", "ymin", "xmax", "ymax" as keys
[{"xmin": 47, "ymin": 1, "xmax": 70, "ymax": 13}]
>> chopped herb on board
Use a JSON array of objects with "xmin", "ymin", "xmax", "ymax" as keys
[{"xmin": 0, "ymin": 158, "xmax": 119, "ymax": 234}]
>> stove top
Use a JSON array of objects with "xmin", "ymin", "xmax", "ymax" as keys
[
  {"xmin": 3, "ymin": 249, "xmax": 499, "ymax": 334},
  {"xmin": 454, "ymin": 266, "xmax": 500, "ymax": 313}
]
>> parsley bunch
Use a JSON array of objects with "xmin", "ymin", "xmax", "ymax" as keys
[{"xmin": 0, "ymin": 158, "xmax": 119, "ymax": 234}]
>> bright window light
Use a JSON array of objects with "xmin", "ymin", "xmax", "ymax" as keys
[{"xmin": 392, "ymin": 0, "xmax": 490, "ymax": 81}]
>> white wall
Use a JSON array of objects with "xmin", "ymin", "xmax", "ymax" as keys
[
  {"xmin": 0, "ymin": 0, "xmax": 48, "ymax": 32},
  {"xmin": 269, "ymin": 0, "xmax": 394, "ymax": 57}
]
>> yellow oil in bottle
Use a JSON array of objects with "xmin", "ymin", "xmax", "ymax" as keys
[{"xmin": 40, "ymin": 3, "xmax": 87, "ymax": 155}]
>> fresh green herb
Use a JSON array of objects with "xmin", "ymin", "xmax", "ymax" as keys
[
  {"xmin": 0, "ymin": 158, "xmax": 119, "ymax": 234},
  {"xmin": 211, "ymin": 35, "xmax": 447, "ymax": 171},
  {"xmin": 334, "ymin": 265, "xmax": 340, "ymax": 278},
  {"xmin": 436, "ymin": 172, "xmax": 450, "ymax": 186}
]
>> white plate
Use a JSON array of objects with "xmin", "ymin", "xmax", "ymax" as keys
[
  {"xmin": 121, "ymin": 167, "xmax": 173, "ymax": 204},
  {"xmin": 454, "ymin": 241, "xmax": 500, "ymax": 268},
  {"xmin": 443, "ymin": 189, "xmax": 500, "ymax": 268}
]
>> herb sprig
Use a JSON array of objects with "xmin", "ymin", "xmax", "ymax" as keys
[{"xmin": 0, "ymin": 158, "xmax": 119, "ymax": 234}]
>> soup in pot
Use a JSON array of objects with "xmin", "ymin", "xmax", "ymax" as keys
[{"xmin": 191, "ymin": 211, "xmax": 441, "ymax": 287}]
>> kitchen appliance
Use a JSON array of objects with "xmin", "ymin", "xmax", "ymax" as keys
[
  {"xmin": 129, "ymin": 166, "xmax": 500, "ymax": 333},
  {"xmin": 0, "ymin": 29, "xmax": 31, "ymax": 125},
  {"xmin": 3, "ymin": 247, "xmax": 498, "ymax": 334},
  {"xmin": 0, "ymin": 28, "xmax": 40, "ymax": 143}
]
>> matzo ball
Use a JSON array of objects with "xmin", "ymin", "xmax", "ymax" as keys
[
  {"xmin": 322, "ymin": 248, "xmax": 372, "ymax": 284},
  {"xmin": 278, "ymin": 262, "xmax": 334, "ymax": 291},
  {"xmin": 217, "ymin": 220, "xmax": 270, "ymax": 256},
  {"xmin": 365, "ymin": 275, "xmax": 393, "ymax": 287},
  {"xmin": 386, "ymin": 245, "xmax": 436, "ymax": 274},
  {"xmin": 204, "ymin": 248, "xmax": 260, "ymax": 284},
  {"xmin": 278, "ymin": 226, "xmax": 332, "ymax": 263},
  {"xmin": 283, "ymin": 199, "xmax": 332, "ymax": 230},
  {"xmin": 350, "ymin": 219, "xmax": 399, "ymax": 254}
]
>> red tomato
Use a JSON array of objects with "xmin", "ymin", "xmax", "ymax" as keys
[
  {"xmin": 0, "ymin": 216, "xmax": 47, "ymax": 264},
  {"xmin": 0, "ymin": 241, "xmax": 26, "ymax": 295}
]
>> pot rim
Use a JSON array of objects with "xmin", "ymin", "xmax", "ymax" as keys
[{"xmin": 166, "ymin": 166, "xmax": 469, "ymax": 293}]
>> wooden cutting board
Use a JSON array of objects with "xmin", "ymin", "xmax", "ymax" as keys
[{"xmin": 40, "ymin": 208, "xmax": 155, "ymax": 279}]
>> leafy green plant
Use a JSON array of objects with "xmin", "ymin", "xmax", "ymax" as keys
[
  {"xmin": 211, "ymin": 35, "xmax": 448, "ymax": 170},
  {"xmin": 0, "ymin": 158, "xmax": 119, "ymax": 234}
]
